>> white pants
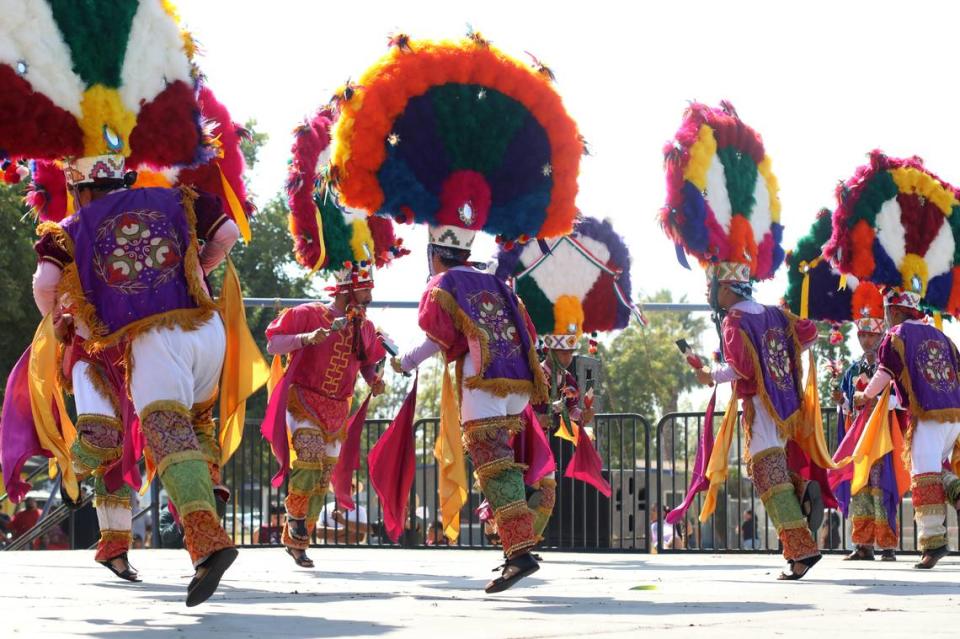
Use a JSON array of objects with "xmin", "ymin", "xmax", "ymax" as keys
[
  {"xmin": 72, "ymin": 361, "xmax": 118, "ymax": 418},
  {"xmin": 287, "ymin": 412, "xmax": 342, "ymax": 457},
  {"xmin": 746, "ymin": 397, "xmax": 787, "ymax": 457},
  {"xmin": 911, "ymin": 420, "xmax": 960, "ymax": 475},
  {"xmin": 129, "ymin": 315, "xmax": 225, "ymax": 413},
  {"xmin": 460, "ymin": 357, "xmax": 529, "ymax": 421}
]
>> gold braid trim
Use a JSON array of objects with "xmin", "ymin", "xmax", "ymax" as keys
[
  {"xmin": 777, "ymin": 518, "xmax": 811, "ymax": 533},
  {"xmin": 475, "ymin": 458, "xmax": 528, "ymax": 482},
  {"xmin": 915, "ymin": 503, "xmax": 947, "ymax": 517},
  {"xmin": 291, "ymin": 460, "xmax": 326, "ymax": 471},
  {"xmin": 758, "ymin": 482, "xmax": 795, "ymax": 504},
  {"xmin": 890, "ymin": 336, "xmax": 960, "ymax": 424},
  {"xmin": 431, "ymin": 287, "xmax": 540, "ymax": 399},
  {"xmin": 141, "ymin": 400, "xmax": 191, "ymax": 420},
  {"xmin": 157, "ymin": 450, "xmax": 208, "ymax": 476},
  {"xmin": 76, "ymin": 414, "xmax": 123, "ymax": 431},
  {"xmin": 749, "ymin": 445, "xmax": 785, "ymax": 464},
  {"xmin": 921, "ymin": 534, "xmax": 948, "ymax": 550},
  {"xmin": 84, "ymin": 363, "xmax": 121, "ymax": 417},
  {"xmin": 494, "ymin": 499, "xmax": 532, "ymax": 519}
]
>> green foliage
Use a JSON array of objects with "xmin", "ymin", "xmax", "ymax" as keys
[
  {"xmin": 604, "ymin": 290, "xmax": 708, "ymax": 419},
  {"xmin": 239, "ymin": 119, "xmax": 269, "ymax": 170},
  {"xmin": 815, "ymin": 322, "xmax": 851, "ymax": 407},
  {"xmin": 0, "ymin": 184, "xmax": 43, "ymax": 402}
]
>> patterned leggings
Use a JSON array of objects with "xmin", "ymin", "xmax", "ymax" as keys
[
  {"xmin": 463, "ymin": 415, "xmax": 537, "ymax": 558},
  {"xmin": 750, "ymin": 447, "xmax": 819, "ymax": 562},
  {"xmin": 850, "ymin": 462, "xmax": 898, "ymax": 550},
  {"xmin": 282, "ymin": 427, "xmax": 337, "ymax": 550}
]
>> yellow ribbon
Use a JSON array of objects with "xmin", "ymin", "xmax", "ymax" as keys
[
  {"xmin": 218, "ymin": 258, "xmax": 270, "ymax": 466},
  {"xmin": 934, "ymin": 311, "xmax": 943, "ymax": 330},
  {"xmin": 554, "ymin": 415, "xmax": 580, "ymax": 444},
  {"xmin": 798, "ymin": 256, "xmax": 822, "ymax": 319},
  {"xmin": 218, "ymin": 165, "xmax": 251, "ymax": 243},
  {"xmin": 308, "ymin": 189, "xmax": 328, "ymax": 275},
  {"xmin": 700, "ymin": 389, "xmax": 739, "ymax": 522},
  {"xmin": 28, "ymin": 316, "xmax": 78, "ymax": 499},
  {"xmin": 434, "ymin": 363, "xmax": 469, "ymax": 541}
]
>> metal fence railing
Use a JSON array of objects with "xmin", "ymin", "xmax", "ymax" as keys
[{"xmin": 655, "ymin": 408, "xmax": 958, "ymax": 555}]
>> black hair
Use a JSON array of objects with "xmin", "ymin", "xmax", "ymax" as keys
[{"xmin": 428, "ymin": 243, "xmax": 471, "ymax": 268}]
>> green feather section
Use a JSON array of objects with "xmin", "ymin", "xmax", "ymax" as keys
[
  {"xmin": 430, "ymin": 84, "xmax": 527, "ymax": 175},
  {"xmin": 48, "ymin": 0, "xmax": 139, "ymax": 88},
  {"xmin": 849, "ymin": 171, "xmax": 897, "ymax": 227},
  {"xmin": 315, "ymin": 192, "xmax": 354, "ymax": 272},
  {"xmin": 784, "ymin": 212, "xmax": 832, "ymax": 315},
  {"xmin": 949, "ymin": 205, "xmax": 960, "ymax": 265},
  {"xmin": 716, "ymin": 146, "xmax": 758, "ymax": 217},
  {"xmin": 516, "ymin": 275, "xmax": 554, "ymax": 335}
]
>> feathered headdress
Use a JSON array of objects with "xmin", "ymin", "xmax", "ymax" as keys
[
  {"xmin": 330, "ymin": 35, "xmax": 583, "ymax": 244},
  {"xmin": 823, "ymin": 151, "xmax": 960, "ymax": 315},
  {"xmin": 660, "ymin": 101, "xmax": 784, "ymax": 283},
  {"xmin": 496, "ymin": 216, "xmax": 644, "ymax": 351},
  {"xmin": 784, "ymin": 209, "xmax": 884, "ymax": 334},
  {"xmin": 286, "ymin": 108, "xmax": 408, "ymax": 290},
  {"xmin": 24, "ymin": 85, "xmax": 253, "ymax": 235},
  {"xmin": 0, "ymin": 0, "xmax": 205, "ymax": 168}
]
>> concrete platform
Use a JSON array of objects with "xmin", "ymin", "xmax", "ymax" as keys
[{"xmin": 1, "ymin": 548, "xmax": 958, "ymax": 637}]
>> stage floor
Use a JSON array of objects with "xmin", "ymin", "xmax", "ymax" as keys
[{"xmin": 1, "ymin": 547, "xmax": 956, "ymax": 637}]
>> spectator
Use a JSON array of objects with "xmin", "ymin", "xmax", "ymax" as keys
[
  {"xmin": 426, "ymin": 521, "xmax": 451, "ymax": 547},
  {"xmin": 319, "ymin": 501, "xmax": 369, "ymax": 545},
  {"xmin": 254, "ymin": 506, "xmax": 285, "ymax": 545},
  {"xmin": 9, "ymin": 498, "xmax": 41, "ymax": 540},
  {"xmin": 820, "ymin": 510, "xmax": 842, "ymax": 550},
  {"xmin": 741, "ymin": 510, "xmax": 760, "ymax": 549},
  {"xmin": 649, "ymin": 503, "xmax": 676, "ymax": 550}
]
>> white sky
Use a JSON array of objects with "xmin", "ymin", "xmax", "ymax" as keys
[{"xmin": 176, "ymin": 0, "xmax": 960, "ymax": 363}]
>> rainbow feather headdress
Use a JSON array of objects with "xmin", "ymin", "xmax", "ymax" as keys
[
  {"xmin": 0, "ymin": 0, "xmax": 206, "ymax": 175},
  {"xmin": 25, "ymin": 84, "xmax": 254, "ymax": 240},
  {"xmin": 330, "ymin": 34, "xmax": 583, "ymax": 249},
  {"xmin": 784, "ymin": 209, "xmax": 884, "ymax": 334},
  {"xmin": 496, "ymin": 216, "xmax": 644, "ymax": 351},
  {"xmin": 823, "ymin": 151, "xmax": 960, "ymax": 315},
  {"xmin": 287, "ymin": 108, "xmax": 408, "ymax": 292},
  {"xmin": 660, "ymin": 101, "xmax": 784, "ymax": 283}
]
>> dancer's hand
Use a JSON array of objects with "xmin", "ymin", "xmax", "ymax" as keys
[
  {"xmin": 303, "ymin": 327, "xmax": 329, "ymax": 346},
  {"xmin": 390, "ymin": 357, "xmax": 404, "ymax": 373},
  {"xmin": 695, "ymin": 368, "xmax": 713, "ymax": 386},
  {"xmin": 53, "ymin": 313, "xmax": 75, "ymax": 343},
  {"xmin": 853, "ymin": 391, "xmax": 868, "ymax": 408},
  {"xmin": 581, "ymin": 408, "xmax": 595, "ymax": 425},
  {"xmin": 371, "ymin": 378, "xmax": 386, "ymax": 396}
]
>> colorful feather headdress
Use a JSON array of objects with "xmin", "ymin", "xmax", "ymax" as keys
[
  {"xmin": 330, "ymin": 34, "xmax": 583, "ymax": 244},
  {"xmin": 784, "ymin": 209, "xmax": 883, "ymax": 334},
  {"xmin": 660, "ymin": 101, "xmax": 784, "ymax": 283},
  {"xmin": 0, "ymin": 0, "xmax": 205, "ymax": 169},
  {"xmin": 25, "ymin": 85, "xmax": 253, "ymax": 238},
  {"xmin": 496, "ymin": 216, "xmax": 644, "ymax": 351},
  {"xmin": 823, "ymin": 151, "xmax": 960, "ymax": 315},
  {"xmin": 287, "ymin": 108, "xmax": 408, "ymax": 290}
]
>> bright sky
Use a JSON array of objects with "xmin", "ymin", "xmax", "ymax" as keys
[{"xmin": 176, "ymin": 0, "xmax": 960, "ymax": 362}]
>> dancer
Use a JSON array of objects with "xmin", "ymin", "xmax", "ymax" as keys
[
  {"xmin": 660, "ymin": 102, "xmax": 833, "ymax": 579},
  {"xmin": 331, "ymin": 34, "xmax": 583, "ymax": 592},
  {"xmin": 262, "ymin": 108, "xmax": 406, "ymax": 568},
  {"xmin": 824, "ymin": 151, "xmax": 960, "ymax": 570}
]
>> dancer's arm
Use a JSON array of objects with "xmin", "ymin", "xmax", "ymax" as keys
[
  {"xmin": 195, "ymin": 192, "xmax": 241, "ymax": 274},
  {"xmin": 32, "ymin": 261, "xmax": 62, "ymax": 317},
  {"xmin": 396, "ymin": 336, "xmax": 442, "ymax": 373}
]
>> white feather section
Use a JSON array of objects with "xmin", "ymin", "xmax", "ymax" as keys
[
  {"xmin": 317, "ymin": 145, "xmax": 332, "ymax": 173},
  {"xmin": 0, "ymin": 0, "xmax": 84, "ymax": 117},
  {"xmin": 924, "ymin": 220, "xmax": 955, "ymax": 279},
  {"xmin": 516, "ymin": 241, "xmax": 545, "ymax": 269},
  {"xmin": 705, "ymin": 153, "xmax": 732, "ymax": 233},
  {"xmin": 528, "ymin": 236, "xmax": 606, "ymax": 303},
  {"xmin": 874, "ymin": 198, "xmax": 906, "ymax": 268},
  {"xmin": 749, "ymin": 172, "xmax": 772, "ymax": 243},
  {"xmin": 119, "ymin": 0, "xmax": 193, "ymax": 114}
]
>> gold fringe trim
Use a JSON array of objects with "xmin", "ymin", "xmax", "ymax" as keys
[
  {"xmin": 749, "ymin": 445, "xmax": 786, "ymax": 464},
  {"xmin": 99, "ymin": 530, "xmax": 133, "ymax": 542},
  {"xmin": 431, "ymin": 288, "xmax": 545, "ymax": 400},
  {"xmin": 76, "ymin": 414, "xmax": 123, "ymax": 431},
  {"xmin": 890, "ymin": 336, "xmax": 960, "ymax": 424},
  {"xmin": 83, "ymin": 363, "xmax": 121, "ymax": 418},
  {"xmin": 920, "ymin": 534, "xmax": 948, "ymax": 549},
  {"xmin": 37, "ymin": 221, "xmax": 75, "ymax": 257},
  {"xmin": 291, "ymin": 460, "xmax": 326, "ymax": 471},
  {"xmin": 157, "ymin": 450, "xmax": 208, "ymax": 476},
  {"xmin": 914, "ymin": 503, "xmax": 947, "ymax": 517},
  {"xmin": 176, "ymin": 499, "xmax": 218, "ymax": 518},
  {"xmin": 95, "ymin": 495, "xmax": 132, "ymax": 510},
  {"xmin": 78, "ymin": 438, "xmax": 121, "ymax": 462},
  {"xmin": 141, "ymin": 400, "xmax": 191, "ymax": 420},
  {"xmin": 737, "ymin": 325, "xmax": 801, "ymax": 443},
  {"xmin": 462, "ymin": 415, "xmax": 523, "ymax": 446},
  {"xmin": 913, "ymin": 472, "xmax": 945, "ymax": 487},
  {"xmin": 179, "ymin": 185, "xmax": 221, "ymax": 314}
]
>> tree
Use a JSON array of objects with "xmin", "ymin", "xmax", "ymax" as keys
[
  {"xmin": 814, "ymin": 322, "xmax": 851, "ymax": 408},
  {"xmin": 0, "ymin": 183, "xmax": 43, "ymax": 403},
  {"xmin": 604, "ymin": 290, "xmax": 709, "ymax": 419}
]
